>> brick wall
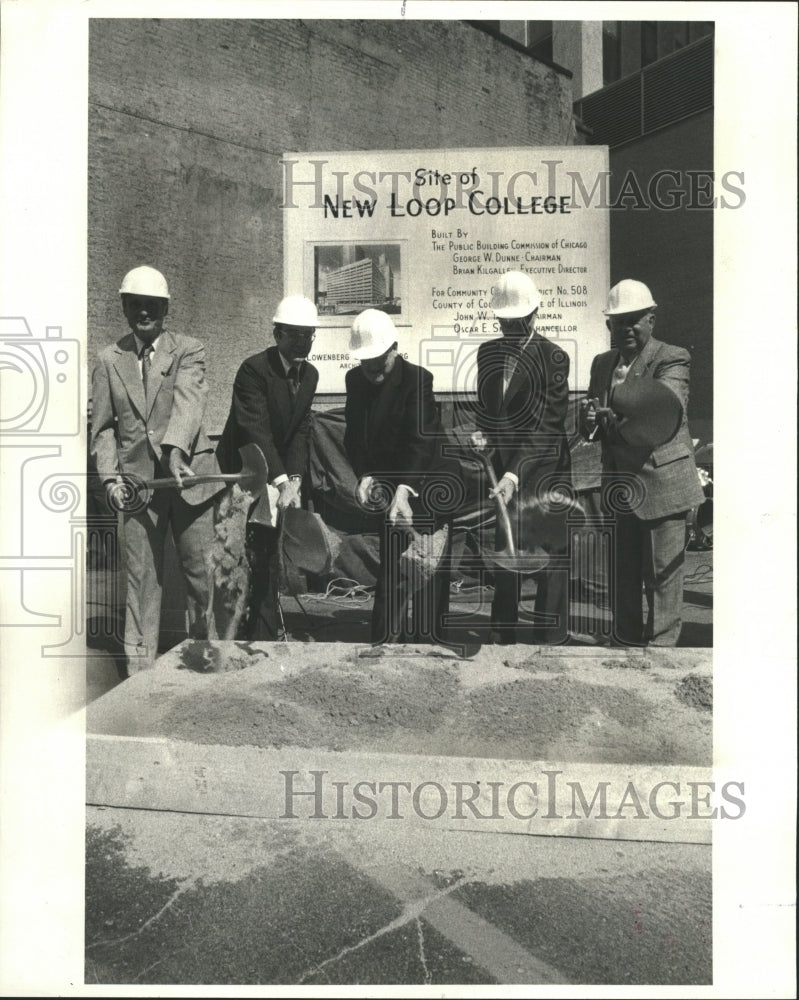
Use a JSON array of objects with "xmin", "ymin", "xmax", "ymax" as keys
[{"xmin": 89, "ymin": 18, "xmax": 575, "ymax": 430}]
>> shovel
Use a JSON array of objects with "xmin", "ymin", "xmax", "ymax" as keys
[
  {"xmin": 399, "ymin": 522, "xmax": 450, "ymax": 585},
  {"xmin": 469, "ymin": 439, "xmax": 549, "ymax": 574},
  {"xmin": 144, "ymin": 442, "xmax": 269, "ymax": 497}
]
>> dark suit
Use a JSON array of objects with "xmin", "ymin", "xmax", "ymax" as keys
[
  {"xmin": 474, "ymin": 332, "xmax": 573, "ymax": 644},
  {"xmin": 91, "ymin": 330, "xmax": 222, "ymax": 670},
  {"xmin": 583, "ymin": 337, "xmax": 705, "ymax": 645},
  {"xmin": 217, "ymin": 345, "xmax": 319, "ymax": 639},
  {"xmin": 344, "ymin": 357, "xmax": 456, "ymax": 645}
]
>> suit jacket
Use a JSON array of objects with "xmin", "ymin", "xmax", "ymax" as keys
[
  {"xmin": 90, "ymin": 330, "xmax": 221, "ymax": 505},
  {"xmin": 583, "ymin": 337, "xmax": 705, "ymax": 520},
  {"xmin": 216, "ymin": 345, "xmax": 319, "ymax": 482},
  {"xmin": 344, "ymin": 357, "xmax": 456, "ymax": 512},
  {"xmin": 474, "ymin": 332, "xmax": 572, "ymax": 492}
]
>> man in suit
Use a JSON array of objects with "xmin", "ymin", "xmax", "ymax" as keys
[
  {"xmin": 217, "ymin": 295, "xmax": 319, "ymax": 640},
  {"xmin": 471, "ymin": 270, "xmax": 573, "ymax": 645},
  {"xmin": 580, "ymin": 279, "xmax": 705, "ymax": 646},
  {"xmin": 91, "ymin": 266, "xmax": 223, "ymax": 673},
  {"xmin": 344, "ymin": 309, "xmax": 456, "ymax": 645}
]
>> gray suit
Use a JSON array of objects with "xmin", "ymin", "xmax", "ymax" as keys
[
  {"xmin": 91, "ymin": 330, "xmax": 222, "ymax": 669},
  {"xmin": 583, "ymin": 337, "xmax": 705, "ymax": 645}
]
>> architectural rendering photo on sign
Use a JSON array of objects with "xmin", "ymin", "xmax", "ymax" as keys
[{"xmin": 314, "ymin": 243, "xmax": 403, "ymax": 318}]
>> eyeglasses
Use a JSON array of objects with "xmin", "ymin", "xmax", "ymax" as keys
[
  {"xmin": 607, "ymin": 312, "xmax": 653, "ymax": 328},
  {"xmin": 281, "ymin": 328, "xmax": 316, "ymax": 340}
]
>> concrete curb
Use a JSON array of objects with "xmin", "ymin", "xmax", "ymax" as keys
[{"xmin": 87, "ymin": 733, "xmax": 713, "ymax": 844}]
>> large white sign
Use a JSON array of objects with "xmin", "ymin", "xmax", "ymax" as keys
[{"xmin": 282, "ymin": 147, "xmax": 610, "ymax": 394}]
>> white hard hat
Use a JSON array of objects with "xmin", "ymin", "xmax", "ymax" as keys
[
  {"xmin": 119, "ymin": 266, "xmax": 170, "ymax": 299},
  {"xmin": 349, "ymin": 309, "xmax": 398, "ymax": 360},
  {"xmin": 272, "ymin": 295, "xmax": 318, "ymax": 327},
  {"xmin": 490, "ymin": 270, "xmax": 541, "ymax": 318},
  {"xmin": 604, "ymin": 279, "xmax": 657, "ymax": 315}
]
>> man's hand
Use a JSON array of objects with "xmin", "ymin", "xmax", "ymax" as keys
[
  {"xmin": 470, "ymin": 430, "xmax": 489, "ymax": 452},
  {"xmin": 489, "ymin": 474, "xmax": 516, "ymax": 507},
  {"xmin": 388, "ymin": 484, "xmax": 414, "ymax": 527},
  {"xmin": 580, "ymin": 396, "xmax": 600, "ymax": 434},
  {"xmin": 276, "ymin": 478, "xmax": 301, "ymax": 510},
  {"xmin": 356, "ymin": 475, "xmax": 375, "ymax": 508},
  {"xmin": 167, "ymin": 447, "xmax": 195, "ymax": 488},
  {"xmin": 104, "ymin": 475, "xmax": 126, "ymax": 511},
  {"xmin": 581, "ymin": 398, "xmax": 616, "ymax": 438}
]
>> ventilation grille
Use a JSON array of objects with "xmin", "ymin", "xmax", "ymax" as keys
[
  {"xmin": 578, "ymin": 75, "xmax": 642, "ymax": 148},
  {"xmin": 575, "ymin": 35, "xmax": 713, "ymax": 148}
]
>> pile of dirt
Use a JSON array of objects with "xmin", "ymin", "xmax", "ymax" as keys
[
  {"xmin": 674, "ymin": 674, "xmax": 713, "ymax": 712},
  {"xmin": 150, "ymin": 653, "xmax": 710, "ymax": 764},
  {"xmin": 465, "ymin": 675, "xmax": 653, "ymax": 738},
  {"xmin": 279, "ymin": 664, "xmax": 461, "ymax": 736}
]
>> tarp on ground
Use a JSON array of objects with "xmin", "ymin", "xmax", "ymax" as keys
[{"xmin": 307, "ymin": 401, "xmax": 605, "ymax": 591}]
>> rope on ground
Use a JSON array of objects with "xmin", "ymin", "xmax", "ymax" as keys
[
  {"xmin": 297, "ymin": 577, "xmax": 374, "ymax": 605},
  {"xmin": 450, "ymin": 577, "xmax": 492, "ymax": 594},
  {"xmin": 684, "ymin": 563, "xmax": 713, "ymax": 585}
]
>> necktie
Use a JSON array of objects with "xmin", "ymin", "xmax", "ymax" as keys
[
  {"xmin": 503, "ymin": 345, "xmax": 520, "ymax": 397},
  {"xmin": 141, "ymin": 344, "xmax": 154, "ymax": 393},
  {"xmin": 287, "ymin": 364, "xmax": 299, "ymax": 396}
]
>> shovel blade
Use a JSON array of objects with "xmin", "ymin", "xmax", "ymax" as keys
[
  {"xmin": 482, "ymin": 545, "xmax": 550, "ymax": 575},
  {"xmin": 237, "ymin": 443, "xmax": 268, "ymax": 496}
]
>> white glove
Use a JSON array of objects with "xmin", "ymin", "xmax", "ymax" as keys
[
  {"xmin": 276, "ymin": 478, "xmax": 301, "ymax": 510},
  {"xmin": 470, "ymin": 430, "xmax": 489, "ymax": 451},
  {"xmin": 388, "ymin": 484, "xmax": 414, "ymax": 527},
  {"xmin": 356, "ymin": 475, "xmax": 375, "ymax": 507},
  {"xmin": 489, "ymin": 474, "xmax": 516, "ymax": 506}
]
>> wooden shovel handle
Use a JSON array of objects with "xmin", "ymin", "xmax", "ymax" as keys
[
  {"xmin": 144, "ymin": 473, "xmax": 242, "ymax": 489},
  {"xmin": 478, "ymin": 453, "xmax": 517, "ymax": 557}
]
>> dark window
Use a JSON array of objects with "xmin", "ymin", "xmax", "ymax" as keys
[
  {"xmin": 689, "ymin": 21, "xmax": 714, "ymax": 43},
  {"xmin": 602, "ymin": 21, "xmax": 622, "ymax": 84},
  {"xmin": 673, "ymin": 21, "xmax": 690, "ymax": 50},
  {"xmin": 527, "ymin": 20, "xmax": 553, "ymax": 63},
  {"xmin": 641, "ymin": 21, "xmax": 658, "ymax": 67}
]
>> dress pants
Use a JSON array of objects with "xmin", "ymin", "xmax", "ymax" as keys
[
  {"xmin": 244, "ymin": 522, "xmax": 282, "ymax": 641},
  {"xmin": 372, "ymin": 521, "xmax": 451, "ymax": 645},
  {"xmin": 490, "ymin": 566, "xmax": 570, "ymax": 645},
  {"xmin": 489, "ymin": 519, "xmax": 570, "ymax": 645},
  {"xmin": 612, "ymin": 510, "xmax": 688, "ymax": 646},
  {"xmin": 123, "ymin": 488, "xmax": 215, "ymax": 672}
]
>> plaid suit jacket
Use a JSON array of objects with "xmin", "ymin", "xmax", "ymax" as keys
[
  {"xmin": 90, "ymin": 330, "xmax": 222, "ymax": 505},
  {"xmin": 585, "ymin": 337, "xmax": 705, "ymax": 520}
]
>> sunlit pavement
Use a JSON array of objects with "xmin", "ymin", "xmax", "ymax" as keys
[
  {"xmin": 86, "ymin": 805, "xmax": 711, "ymax": 986},
  {"xmin": 85, "ymin": 637, "xmax": 712, "ymax": 986}
]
